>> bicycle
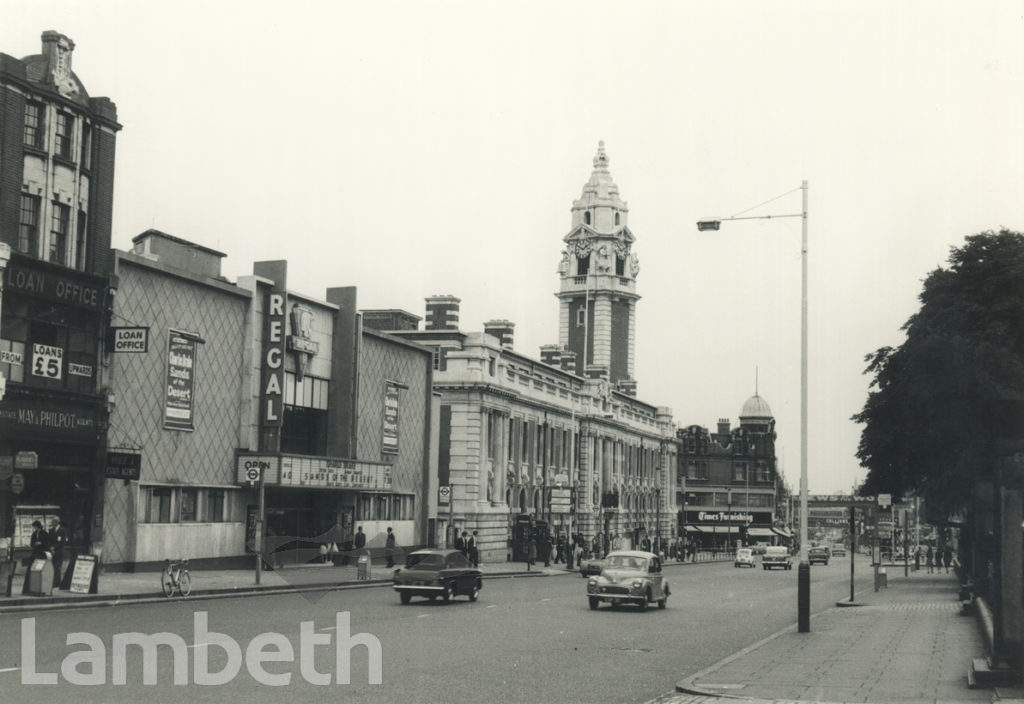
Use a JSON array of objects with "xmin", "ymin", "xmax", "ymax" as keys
[{"xmin": 161, "ymin": 558, "xmax": 192, "ymax": 597}]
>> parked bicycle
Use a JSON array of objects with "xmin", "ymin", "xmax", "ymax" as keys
[{"xmin": 161, "ymin": 558, "xmax": 191, "ymax": 597}]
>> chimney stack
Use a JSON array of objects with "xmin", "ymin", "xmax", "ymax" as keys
[
  {"xmin": 483, "ymin": 320, "xmax": 515, "ymax": 349},
  {"xmin": 718, "ymin": 418, "xmax": 731, "ymax": 435},
  {"xmin": 425, "ymin": 295, "xmax": 461, "ymax": 331}
]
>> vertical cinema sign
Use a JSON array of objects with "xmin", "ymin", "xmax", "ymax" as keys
[{"xmin": 258, "ymin": 262, "xmax": 288, "ymax": 452}]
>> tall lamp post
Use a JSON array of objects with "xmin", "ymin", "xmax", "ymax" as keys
[{"xmin": 697, "ymin": 180, "xmax": 810, "ymax": 632}]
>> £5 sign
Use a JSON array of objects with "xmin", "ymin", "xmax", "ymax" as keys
[{"xmin": 32, "ymin": 344, "xmax": 63, "ymax": 380}]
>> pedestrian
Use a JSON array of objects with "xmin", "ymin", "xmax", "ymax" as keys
[
  {"xmin": 554, "ymin": 535, "xmax": 565, "ymax": 564},
  {"xmin": 527, "ymin": 534, "xmax": 537, "ymax": 571},
  {"xmin": 926, "ymin": 545, "xmax": 934, "ymax": 574},
  {"xmin": 914, "ymin": 546, "xmax": 921, "ymax": 571},
  {"xmin": 385, "ymin": 527, "xmax": 397, "ymax": 568},
  {"xmin": 354, "ymin": 525, "xmax": 367, "ymax": 552},
  {"xmin": 942, "ymin": 545, "xmax": 953, "ymax": 573},
  {"xmin": 468, "ymin": 531, "xmax": 479, "ymax": 567},
  {"xmin": 29, "ymin": 520, "xmax": 50, "ymax": 561},
  {"xmin": 48, "ymin": 518, "xmax": 68, "ymax": 589}
]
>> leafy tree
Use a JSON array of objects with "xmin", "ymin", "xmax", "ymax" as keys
[{"xmin": 853, "ymin": 230, "xmax": 1024, "ymax": 521}]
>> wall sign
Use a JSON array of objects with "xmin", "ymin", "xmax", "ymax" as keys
[
  {"xmin": 382, "ymin": 381, "xmax": 400, "ymax": 455},
  {"xmin": 105, "ymin": 451, "xmax": 142, "ymax": 480},
  {"xmin": 31, "ymin": 343, "xmax": 63, "ymax": 379},
  {"xmin": 164, "ymin": 332, "xmax": 196, "ymax": 430},
  {"xmin": 260, "ymin": 288, "xmax": 286, "ymax": 449},
  {"xmin": 69, "ymin": 554, "xmax": 98, "ymax": 594}
]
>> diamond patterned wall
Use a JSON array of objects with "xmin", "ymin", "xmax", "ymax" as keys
[
  {"xmin": 102, "ymin": 257, "xmax": 250, "ymax": 563},
  {"xmin": 357, "ymin": 333, "xmax": 430, "ymax": 501}
]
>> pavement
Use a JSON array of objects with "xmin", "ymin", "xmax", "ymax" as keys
[{"xmin": 662, "ymin": 565, "xmax": 1024, "ymax": 704}]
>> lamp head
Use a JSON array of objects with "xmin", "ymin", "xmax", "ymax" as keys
[{"xmin": 697, "ymin": 220, "xmax": 721, "ymax": 232}]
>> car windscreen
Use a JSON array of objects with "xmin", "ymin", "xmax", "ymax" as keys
[
  {"xmin": 406, "ymin": 554, "xmax": 444, "ymax": 570},
  {"xmin": 605, "ymin": 555, "xmax": 646, "ymax": 570}
]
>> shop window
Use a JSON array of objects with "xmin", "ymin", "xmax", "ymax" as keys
[
  {"xmin": 180, "ymin": 489, "xmax": 198, "ymax": 521},
  {"xmin": 0, "ymin": 338, "xmax": 26, "ymax": 383},
  {"xmin": 359, "ymin": 494, "xmax": 375, "ymax": 521},
  {"xmin": 146, "ymin": 487, "xmax": 172, "ymax": 523},
  {"xmin": 206, "ymin": 489, "xmax": 227, "ymax": 522}
]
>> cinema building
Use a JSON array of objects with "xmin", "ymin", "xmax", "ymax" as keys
[
  {"xmin": 0, "ymin": 32, "xmax": 120, "ymax": 559},
  {"xmin": 100, "ymin": 231, "xmax": 432, "ymax": 570}
]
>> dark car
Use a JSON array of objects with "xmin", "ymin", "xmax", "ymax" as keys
[
  {"xmin": 392, "ymin": 549, "xmax": 482, "ymax": 604},
  {"xmin": 808, "ymin": 546, "xmax": 830, "ymax": 565}
]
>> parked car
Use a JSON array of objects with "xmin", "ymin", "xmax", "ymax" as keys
[
  {"xmin": 586, "ymin": 550, "xmax": 670, "ymax": 611},
  {"xmin": 579, "ymin": 556, "xmax": 605, "ymax": 577},
  {"xmin": 762, "ymin": 545, "xmax": 793, "ymax": 570},
  {"xmin": 808, "ymin": 546, "xmax": 830, "ymax": 565},
  {"xmin": 734, "ymin": 547, "xmax": 756, "ymax": 568},
  {"xmin": 831, "ymin": 544, "xmax": 847, "ymax": 557},
  {"xmin": 392, "ymin": 549, "xmax": 482, "ymax": 604}
]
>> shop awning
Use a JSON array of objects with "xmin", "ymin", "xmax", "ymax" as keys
[
  {"xmin": 748, "ymin": 527, "xmax": 776, "ymax": 538},
  {"xmin": 684, "ymin": 526, "xmax": 704, "ymax": 533},
  {"xmin": 773, "ymin": 527, "xmax": 793, "ymax": 538}
]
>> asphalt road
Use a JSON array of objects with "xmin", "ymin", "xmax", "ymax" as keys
[{"xmin": 1, "ymin": 555, "xmax": 877, "ymax": 703}]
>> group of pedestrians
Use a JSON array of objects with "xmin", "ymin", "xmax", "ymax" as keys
[
  {"xmin": 27, "ymin": 517, "xmax": 69, "ymax": 590},
  {"xmin": 455, "ymin": 530, "xmax": 479, "ymax": 567},
  {"xmin": 924, "ymin": 544, "xmax": 953, "ymax": 574}
]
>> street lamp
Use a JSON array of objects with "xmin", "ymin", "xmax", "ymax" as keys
[{"xmin": 696, "ymin": 180, "xmax": 810, "ymax": 632}]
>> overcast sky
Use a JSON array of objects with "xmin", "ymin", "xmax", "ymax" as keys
[{"xmin": 4, "ymin": 1, "xmax": 1022, "ymax": 495}]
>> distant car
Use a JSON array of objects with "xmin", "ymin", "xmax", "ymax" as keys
[
  {"xmin": 734, "ymin": 548, "xmax": 756, "ymax": 568},
  {"xmin": 586, "ymin": 550, "xmax": 670, "ymax": 611},
  {"xmin": 831, "ymin": 545, "xmax": 847, "ymax": 557},
  {"xmin": 579, "ymin": 556, "xmax": 605, "ymax": 577},
  {"xmin": 808, "ymin": 546, "xmax": 830, "ymax": 565},
  {"xmin": 752, "ymin": 543, "xmax": 768, "ymax": 555},
  {"xmin": 762, "ymin": 546, "xmax": 793, "ymax": 570},
  {"xmin": 392, "ymin": 549, "xmax": 482, "ymax": 604}
]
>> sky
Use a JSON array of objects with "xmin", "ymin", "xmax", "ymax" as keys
[{"xmin": 3, "ymin": 1, "xmax": 1022, "ymax": 495}]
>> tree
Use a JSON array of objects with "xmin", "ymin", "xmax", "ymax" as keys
[{"xmin": 853, "ymin": 230, "xmax": 1024, "ymax": 521}]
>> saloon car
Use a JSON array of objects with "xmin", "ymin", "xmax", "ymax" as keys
[
  {"xmin": 808, "ymin": 546, "xmax": 830, "ymax": 565},
  {"xmin": 579, "ymin": 556, "xmax": 605, "ymax": 577},
  {"xmin": 392, "ymin": 549, "xmax": 482, "ymax": 604},
  {"xmin": 831, "ymin": 544, "xmax": 847, "ymax": 557},
  {"xmin": 734, "ymin": 547, "xmax": 756, "ymax": 568},
  {"xmin": 586, "ymin": 550, "xmax": 669, "ymax": 611},
  {"xmin": 762, "ymin": 545, "xmax": 793, "ymax": 570}
]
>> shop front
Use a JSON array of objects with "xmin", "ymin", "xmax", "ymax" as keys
[
  {"xmin": 238, "ymin": 452, "xmax": 416, "ymax": 566},
  {"xmin": 681, "ymin": 510, "xmax": 775, "ymax": 550}
]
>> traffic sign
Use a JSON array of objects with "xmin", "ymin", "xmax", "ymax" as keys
[
  {"xmin": 438, "ymin": 485, "xmax": 451, "ymax": 505},
  {"xmin": 245, "ymin": 466, "xmax": 261, "ymax": 482},
  {"xmin": 877, "ymin": 494, "xmax": 891, "ymax": 508},
  {"xmin": 10, "ymin": 472, "xmax": 25, "ymax": 495}
]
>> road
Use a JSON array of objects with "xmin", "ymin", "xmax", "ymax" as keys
[{"xmin": 1, "ymin": 556, "xmax": 877, "ymax": 703}]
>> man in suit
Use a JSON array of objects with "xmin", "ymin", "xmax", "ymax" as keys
[
  {"xmin": 48, "ymin": 518, "xmax": 68, "ymax": 588},
  {"xmin": 468, "ymin": 530, "xmax": 479, "ymax": 567}
]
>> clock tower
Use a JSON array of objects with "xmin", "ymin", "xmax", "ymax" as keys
[{"xmin": 556, "ymin": 142, "xmax": 640, "ymax": 394}]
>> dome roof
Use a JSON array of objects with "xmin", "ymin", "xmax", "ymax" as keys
[{"xmin": 740, "ymin": 393, "xmax": 773, "ymax": 420}]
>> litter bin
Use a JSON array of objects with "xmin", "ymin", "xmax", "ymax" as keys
[
  {"xmin": 357, "ymin": 551, "xmax": 371, "ymax": 580},
  {"xmin": 875, "ymin": 567, "xmax": 887, "ymax": 590},
  {"xmin": 26, "ymin": 558, "xmax": 54, "ymax": 596}
]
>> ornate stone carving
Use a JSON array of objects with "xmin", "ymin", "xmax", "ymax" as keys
[{"xmin": 629, "ymin": 253, "xmax": 640, "ymax": 277}]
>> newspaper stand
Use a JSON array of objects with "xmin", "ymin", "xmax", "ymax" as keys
[
  {"xmin": 357, "ymin": 551, "xmax": 371, "ymax": 580},
  {"xmin": 26, "ymin": 558, "xmax": 54, "ymax": 596}
]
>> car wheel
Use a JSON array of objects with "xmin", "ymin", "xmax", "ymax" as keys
[
  {"xmin": 469, "ymin": 582, "xmax": 480, "ymax": 602},
  {"xmin": 638, "ymin": 591, "xmax": 650, "ymax": 612},
  {"xmin": 658, "ymin": 594, "xmax": 667, "ymax": 609},
  {"xmin": 400, "ymin": 592, "xmax": 411, "ymax": 604},
  {"xmin": 589, "ymin": 596, "xmax": 599, "ymax": 610},
  {"xmin": 442, "ymin": 584, "xmax": 451, "ymax": 602}
]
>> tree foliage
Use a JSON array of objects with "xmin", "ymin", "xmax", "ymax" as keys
[{"xmin": 853, "ymin": 230, "xmax": 1024, "ymax": 520}]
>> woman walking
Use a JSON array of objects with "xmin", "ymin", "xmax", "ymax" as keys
[{"xmin": 925, "ymin": 545, "xmax": 934, "ymax": 574}]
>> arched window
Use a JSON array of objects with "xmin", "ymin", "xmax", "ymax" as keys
[{"xmin": 584, "ymin": 211, "xmax": 591, "ymax": 225}]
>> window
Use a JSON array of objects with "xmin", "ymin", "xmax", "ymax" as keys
[
  {"xmin": 146, "ymin": 488, "xmax": 172, "ymax": 523},
  {"xmin": 55, "ymin": 111, "xmax": 73, "ymax": 159},
  {"xmin": 576, "ymin": 307, "xmax": 586, "ymax": 326},
  {"xmin": 50, "ymin": 202, "xmax": 70, "ymax": 264},
  {"xmin": 686, "ymin": 461, "xmax": 708, "ymax": 480},
  {"xmin": 281, "ymin": 373, "xmax": 329, "ymax": 455},
  {"xmin": 733, "ymin": 463, "xmax": 748, "ymax": 482},
  {"xmin": 584, "ymin": 211, "xmax": 591, "ymax": 225},
  {"xmin": 23, "ymin": 102, "xmax": 43, "ymax": 148},
  {"xmin": 80, "ymin": 121, "xmax": 92, "ymax": 169},
  {"xmin": 180, "ymin": 489, "xmax": 198, "ymax": 521},
  {"xmin": 615, "ymin": 213, "xmax": 620, "ymax": 226},
  {"xmin": 578, "ymin": 255, "xmax": 590, "ymax": 275},
  {"xmin": 19, "ymin": 195, "xmax": 40, "ymax": 255},
  {"xmin": 206, "ymin": 489, "xmax": 227, "ymax": 522},
  {"xmin": 76, "ymin": 209, "xmax": 88, "ymax": 270}
]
